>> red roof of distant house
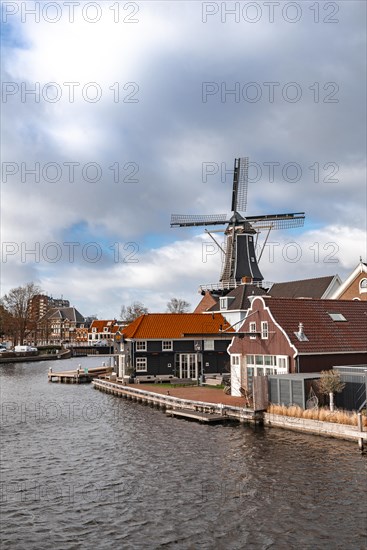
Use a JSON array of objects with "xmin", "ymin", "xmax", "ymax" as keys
[
  {"xmin": 194, "ymin": 291, "xmax": 219, "ymax": 313},
  {"xmin": 88, "ymin": 320, "xmax": 119, "ymax": 333},
  {"xmin": 122, "ymin": 313, "xmax": 234, "ymax": 339},
  {"xmin": 260, "ymin": 297, "xmax": 367, "ymax": 353}
]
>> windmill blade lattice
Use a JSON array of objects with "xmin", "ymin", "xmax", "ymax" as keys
[
  {"xmin": 170, "ymin": 213, "xmax": 228, "ymax": 228},
  {"xmin": 247, "ymin": 213, "xmax": 305, "ymax": 231},
  {"xmin": 231, "ymin": 157, "xmax": 249, "ymax": 213}
]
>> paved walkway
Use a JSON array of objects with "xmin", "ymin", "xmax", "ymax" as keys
[{"xmin": 131, "ymin": 384, "xmax": 246, "ymax": 407}]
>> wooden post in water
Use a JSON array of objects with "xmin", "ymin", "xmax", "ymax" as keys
[{"xmin": 357, "ymin": 413, "xmax": 364, "ymax": 452}]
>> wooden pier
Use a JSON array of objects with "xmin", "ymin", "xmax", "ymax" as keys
[
  {"xmin": 48, "ymin": 365, "xmax": 113, "ymax": 383},
  {"xmin": 92, "ymin": 379, "xmax": 261, "ymax": 423},
  {"xmin": 166, "ymin": 408, "xmax": 228, "ymax": 423}
]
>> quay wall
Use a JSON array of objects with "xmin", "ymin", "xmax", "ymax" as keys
[
  {"xmin": 92, "ymin": 380, "xmax": 366, "ymax": 446},
  {"xmin": 92, "ymin": 379, "xmax": 259, "ymax": 422},
  {"xmin": 264, "ymin": 413, "xmax": 367, "ymax": 442}
]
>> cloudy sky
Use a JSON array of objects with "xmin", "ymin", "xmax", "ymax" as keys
[{"xmin": 1, "ymin": 1, "xmax": 366, "ymax": 318}]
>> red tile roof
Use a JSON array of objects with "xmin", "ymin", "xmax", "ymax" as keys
[
  {"xmin": 262, "ymin": 297, "xmax": 367, "ymax": 353},
  {"xmin": 194, "ymin": 291, "xmax": 219, "ymax": 313},
  {"xmin": 89, "ymin": 320, "xmax": 119, "ymax": 333},
  {"xmin": 122, "ymin": 313, "xmax": 234, "ymax": 339}
]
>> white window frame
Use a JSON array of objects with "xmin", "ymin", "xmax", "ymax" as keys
[
  {"xmin": 203, "ymin": 339, "xmax": 215, "ymax": 351},
  {"xmin": 261, "ymin": 321, "xmax": 268, "ymax": 340},
  {"xmin": 136, "ymin": 340, "xmax": 147, "ymax": 351},
  {"xmin": 249, "ymin": 322, "xmax": 256, "ymax": 339},
  {"xmin": 276, "ymin": 355, "xmax": 289, "ymax": 373},
  {"xmin": 359, "ymin": 278, "xmax": 367, "ymax": 293},
  {"xmin": 220, "ymin": 297, "xmax": 228, "ymax": 310},
  {"xmin": 231, "ymin": 354, "xmax": 241, "ymax": 366},
  {"xmin": 162, "ymin": 340, "xmax": 173, "ymax": 351},
  {"xmin": 136, "ymin": 357, "xmax": 147, "ymax": 372}
]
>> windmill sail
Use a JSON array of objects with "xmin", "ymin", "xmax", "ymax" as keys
[
  {"xmin": 170, "ymin": 156, "xmax": 305, "ymax": 290},
  {"xmin": 231, "ymin": 157, "xmax": 249, "ymax": 213},
  {"xmin": 171, "ymin": 214, "xmax": 228, "ymax": 227}
]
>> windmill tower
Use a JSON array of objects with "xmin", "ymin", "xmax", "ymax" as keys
[{"xmin": 171, "ymin": 157, "xmax": 305, "ymax": 292}]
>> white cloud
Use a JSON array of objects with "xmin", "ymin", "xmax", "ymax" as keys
[{"xmin": 1, "ymin": 1, "xmax": 366, "ymax": 317}]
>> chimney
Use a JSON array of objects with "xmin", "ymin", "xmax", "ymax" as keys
[{"xmin": 294, "ymin": 322, "xmax": 308, "ymax": 342}]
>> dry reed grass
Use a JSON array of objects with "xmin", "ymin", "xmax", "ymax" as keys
[{"xmin": 268, "ymin": 404, "xmax": 367, "ymax": 428}]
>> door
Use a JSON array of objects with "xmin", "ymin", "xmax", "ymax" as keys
[{"xmin": 179, "ymin": 354, "xmax": 198, "ymax": 379}]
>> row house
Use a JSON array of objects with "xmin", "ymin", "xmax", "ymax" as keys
[
  {"xmin": 38, "ymin": 307, "xmax": 85, "ymax": 345},
  {"xmin": 330, "ymin": 260, "xmax": 367, "ymax": 301},
  {"xmin": 88, "ymin": 320, "xmax": 121, "ymax": 346}
]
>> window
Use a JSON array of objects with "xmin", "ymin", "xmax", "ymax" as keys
[
  {"xmin": 360, "ymin": 279, "xmax": 367, "ymax": 293},
  {"xmin": 92, "ymin": 327, "xmax": 97, "ymax": 333},
  {"xmin": 220, "ymin": 297, "xmax": 228, "ymax": 310},
  {"xmin": 136, "ymin": 340, "xmax": 147, "ymax": 351},
  {"xmin": 261, "ymin": 321, "xmax": 268, "ymax": 339},
  {"xmin": 162, "ymin": 340, "xmax": 173, "ymax": 351},
  {"xmin": 249, "ymin": 322, "xmax": 256, "ymax": 339},
  {"xmin": 277, "ymin": 356, "xmax": 288, "ymax": 373},
  {"xmin": 246, "ymin": 355, "xmax": 278, "ymax": 379},
  {"xmin": 104, "ymin": 327, "xmax": 109, "ymax": 332},
  {"xmin": 328, "ymin": 313, "xmax": 347, "ymax": 322},
  {"xmin": 136, "ymin": 357, "xmax": 147, "ymax": 372},
  {"xmin": 247, "ymin": 367, "xmax": 254, "ymax": 390},
  {"xmin": 231, "ymin": 355, "xmax": 241, "ymax": 366},
  {"xmin": 204, "ymin": 339, "xmax": 215, "ymax": 351}
]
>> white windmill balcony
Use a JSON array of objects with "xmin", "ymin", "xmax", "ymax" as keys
[{"xmin": 199, "ymin": 280, "xmax": 273, "ymax": 293}]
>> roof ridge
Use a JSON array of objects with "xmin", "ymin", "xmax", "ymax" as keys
[
  {"xmin": 128, "ymin": 314, "xmax": 146, "ymax": 338},
  {"xmin": 272, "ymin": 275, "xmax": 335, "ymax": 285}
]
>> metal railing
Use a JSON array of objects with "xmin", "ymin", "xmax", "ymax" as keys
[{"xmin": 199, "ymin": 280, "xmax": 273, "ymax": 292}]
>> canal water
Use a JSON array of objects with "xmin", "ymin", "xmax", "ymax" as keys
[{"xmin": 1, "ymin": 358, "xmax": 366, "ymax": 549}]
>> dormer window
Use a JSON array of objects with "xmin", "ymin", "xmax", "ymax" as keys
[{"xmin": 220, "ymin": 297, "xmax": 228, "ymax": 310}]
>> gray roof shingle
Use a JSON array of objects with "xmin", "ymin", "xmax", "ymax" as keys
[{"xmin": 268, "ymin": 276, "xmax": 336, "ymax": 299}]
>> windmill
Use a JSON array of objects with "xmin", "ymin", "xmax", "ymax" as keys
[{"xmin": 171, "ymin": 157, "xmax": 305, "ymax": 291}]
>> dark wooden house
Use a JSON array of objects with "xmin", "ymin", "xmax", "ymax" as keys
[{"xmin": 117, "ymin": 313, "xmax": 234, "ymax": 381}]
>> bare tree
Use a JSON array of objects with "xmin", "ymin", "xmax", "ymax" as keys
[
  {"xmin": 317, "ymin": 370, "xmax": 346, "ymax": 411},
  {"xmin": 166, "ymin": 298, "xmax": 191, "ymax": 313},
  {"xmin": 1, "ymin": 283, "xmax": 42, "ymax": 344},
  {"xmin": 120, "ymin": 301, "xmax": 149, "ymax": 324},
  {"xmin": 0, "ymin": 304, "xmax": 17, "ymax": 344}
]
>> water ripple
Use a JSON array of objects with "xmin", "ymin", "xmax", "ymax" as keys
[{"xmin": 1, "ymin": 358, "xmax": 366, "ymax": 549}]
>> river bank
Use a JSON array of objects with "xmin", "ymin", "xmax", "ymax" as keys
[
  {"xmin": 0, "ymin": 349, "xmax": 71, "ymax": 364},
  {"xmin": 91, "ymin": 378, "xmax": 367, "ymax": 448}
]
